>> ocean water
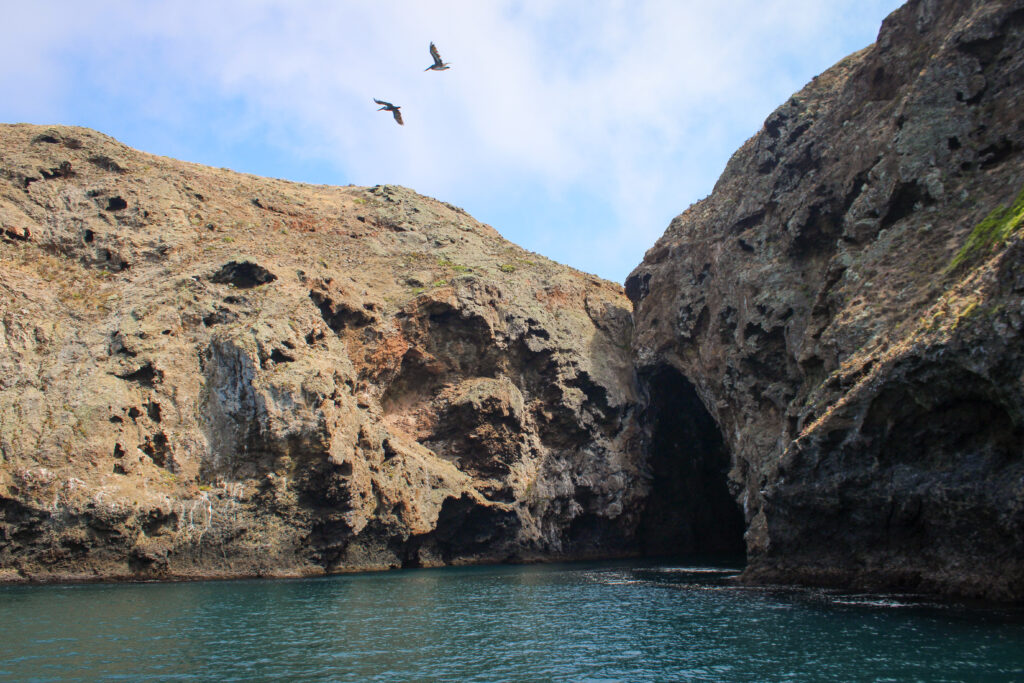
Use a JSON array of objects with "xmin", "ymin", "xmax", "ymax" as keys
[{"xmin": 1, "ymin": 561, "xmax": 1022, "ymax": 682}]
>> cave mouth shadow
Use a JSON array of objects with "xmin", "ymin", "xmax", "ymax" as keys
[{"xmin": 637, "ymin": 364, "xmax": 746, "ymax": 560}]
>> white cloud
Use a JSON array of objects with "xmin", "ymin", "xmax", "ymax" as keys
[{"xmin": 1, "ymin": 0, "xmax": 904, "ymax": 281}]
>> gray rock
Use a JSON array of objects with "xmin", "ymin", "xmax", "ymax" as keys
[{"xmin": 627, "ymin": 0, "xmax": 1024, "ymax": 600}]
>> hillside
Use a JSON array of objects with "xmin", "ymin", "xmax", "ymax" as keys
[{"xmin": 0, "ymin": 124, "xmax": 643, "ymax": 580}]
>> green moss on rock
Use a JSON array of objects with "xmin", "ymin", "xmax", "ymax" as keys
[{"xmin": 950, "ymin": 183, "xmax": 1024, "ymax": 270}]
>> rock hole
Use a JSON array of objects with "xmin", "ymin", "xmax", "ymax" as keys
[
  {"xmin": 146, "ymin": 402, "xmax": 161, "ymax": 423},
  {"xmin": 787, "ymin": 415, "xmax": 800, "ymax": 438},
  {"xmin": 128, "ymin": 407, "xmax": 142, "ymax": 420},
  {"xmin": 210, "ymin": 261, "xmax": 278, "ymax": 289},
  {"xmin": 142, "ymin": 509, "xmax": 177, "ymax": 536},
  {"xmin": 113, "ymin": 443, "xmax": 125, "ymax": 458},
  {"xmin": 88, "ymin": 155, "xmax": 126, "ymax": 173},
  {"xmin": 116, "ymin": 362, "xmax": 160, "ymax": 387},
  {"xmin": 105, "ymin": 196, "xmax": 128, "ymax": 211},
  {"xmin": 881, "ymin": 180, "xmax": 929, "ymax": 229},
  {"xmin": 310, "ymin": 290, "xmax": 375, "ymax": 332},
  {"xmin": 636, "ymin": 364, "xmax": 746, "ymax": 557},
  {"xmin": 40, "ymin": 162, "xmax": 74, "ymax": 180},
  {"xmin": 3, "ymin": 226, "xmax": 30, "ymax": 241},
  {"xmin": 141, "ymin": 432, "xmax": 170, "ymax": 468},
  {"xmin": 202, "ymin": 309, "xmax": 237, "ymax": 327},
  {"xmin": 269, "ymin": 348, "xmax": 295, "ymax": 364},
  {"xmin": 83, "ymin": 229, "xmax": 94, "ymax": 243},
  {"xmin": 957, "ymin": 34, "xmax": 1006, "ymax": 67},
  {"xmin": 416, "ymin": 494, "xmax": 521, "ymax": 562},
  {"xmin": 100, "ymin": 248, "xmax": 131, "ymax": 271},
  {"xmin": 979, "ymin": 138, "xmax": 1015, "ymax": 169}
]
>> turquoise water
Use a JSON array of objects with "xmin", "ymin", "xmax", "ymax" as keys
[{"xmin": 1, "ymin": 562, "xmax": 1023, "ymax": 681}]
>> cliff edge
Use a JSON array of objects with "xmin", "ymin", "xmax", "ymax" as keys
[{"xmin": 627, "ymin": 0, "xmax": 1024, "ymax": 600}]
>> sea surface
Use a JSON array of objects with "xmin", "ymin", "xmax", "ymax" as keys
[{"xmin": 1, "ymin": 561, "xmax": 1022, "ymax": 682}]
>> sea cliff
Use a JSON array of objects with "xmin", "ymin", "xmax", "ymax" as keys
[
  {"xmin": 628, "ymin": 0, "xmax": 1024, "ymax": 600},
  {"xmin": 0, "ymin": 124, "xmax": 644, "ymax": 580},
  {"xmin": 3, "ymin": 0, "xmax": 1023, "ymax": 600}
]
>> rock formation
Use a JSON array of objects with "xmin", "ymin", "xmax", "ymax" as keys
[
  {"xmin": 0, "ymin": 124, "xmax": 644, "ymax": 581},
  {"xmin": 627, "ymin": 0, "xmax": 1024, "ymax": 600},
  {"xmin": 4, "ymin": 0, "xmax": 1023, "ymax": 602}
]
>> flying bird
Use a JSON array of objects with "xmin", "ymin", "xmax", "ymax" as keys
[
  {"xmin": 425, "ymin": 42, "xmax": 450, "ymax": 71},
  {"xmin": 374, "ymin": 98, "xmax": 403, "ymax": 125}
]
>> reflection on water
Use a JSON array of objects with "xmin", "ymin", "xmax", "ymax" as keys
[{"xmin": 1, "ymin": 561, "xmax": 1022, "ymax": 681}]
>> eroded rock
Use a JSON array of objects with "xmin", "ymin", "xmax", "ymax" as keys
[
  {"xmin": 0, "ymin": 123, "xmax": 643, "ymax": 582},
  {"xmin": 628, "ymin": 0, "xmax": 1024, "ymax": 600}
]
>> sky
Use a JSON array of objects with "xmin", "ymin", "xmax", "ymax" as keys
[{"xmin": 2, "ymin": 0, "xmax": 904, "ymax": 283}]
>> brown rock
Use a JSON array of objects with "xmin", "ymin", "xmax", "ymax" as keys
[{"xmin": 0, "ymin": 124, "xmax": 644, "ymax": 582}]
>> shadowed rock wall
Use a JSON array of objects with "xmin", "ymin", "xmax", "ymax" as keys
[{"xmin": 628, "ymin": 0, "xmax": 1024, "ymax": 600}]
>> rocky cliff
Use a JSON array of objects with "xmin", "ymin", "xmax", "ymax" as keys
[
  {"xmin": 5, "ymin": 0, "xmax": 1023, "ymax": 601},
  {"xmin": 628, "ymin": 0, "xmax": 1024, "ymax": 600},
  {"xmin": 0, "ymin": 124, "xmax": 645, "ymax": 581}
]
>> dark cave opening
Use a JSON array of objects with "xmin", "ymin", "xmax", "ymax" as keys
[{"xmin": 637, "ymin": 364, "xmax": 746, "ymax": 558}]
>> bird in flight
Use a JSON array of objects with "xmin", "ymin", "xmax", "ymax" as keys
[
  {"xmin": 425, "ymin": 42, "xmax": 451, "ymax": 71},
  {"xmin": 374, "ymin": 99, "xmax": 404, "ymax": 125}
]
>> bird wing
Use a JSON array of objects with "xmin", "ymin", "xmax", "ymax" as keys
[
  {"xmin": 373, "ymin": 98, "xmax": 389, "ymax": 107},
  {"xmin": 429, "ymin": 42, "xmax": 443, "ymax": 66},
  {"xmin": 393, "ymin": 109, "xmax": 404, "ymax": 125}
]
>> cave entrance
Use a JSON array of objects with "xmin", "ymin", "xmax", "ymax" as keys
[{"xmin": 637, "ymin": 364, "xmax": 746, "ymax": 559}]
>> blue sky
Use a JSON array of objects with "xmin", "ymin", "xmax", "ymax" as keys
[{"xmin": 3, "ymin": 1, "xmax": 903, "ymax": 283}]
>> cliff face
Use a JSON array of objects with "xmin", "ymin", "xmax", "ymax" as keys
[
  {"xmin": 4, "ymin": 1, "xmax": 1023, "ymax": 601},
  {"xmin": 0, "ymin": 124, "xmax": 644, "ymax": 581},
  {"xmin": 627, "ymin": 0, "xmax": 1024, "ymax": 599}
]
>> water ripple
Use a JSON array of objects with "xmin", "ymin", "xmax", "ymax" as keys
[{"xmin": 1, "ymin": 561, "xmax": 1022, "ymax": 681}]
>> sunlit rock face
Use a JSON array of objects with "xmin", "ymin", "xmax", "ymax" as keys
[
  {"xmin": 627, "ymin": 0, "xmax": 1024, "ymax": 600},
  {"xmin": 0, "ymin": 123, "xmax": 647, "ymax": 581}
]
